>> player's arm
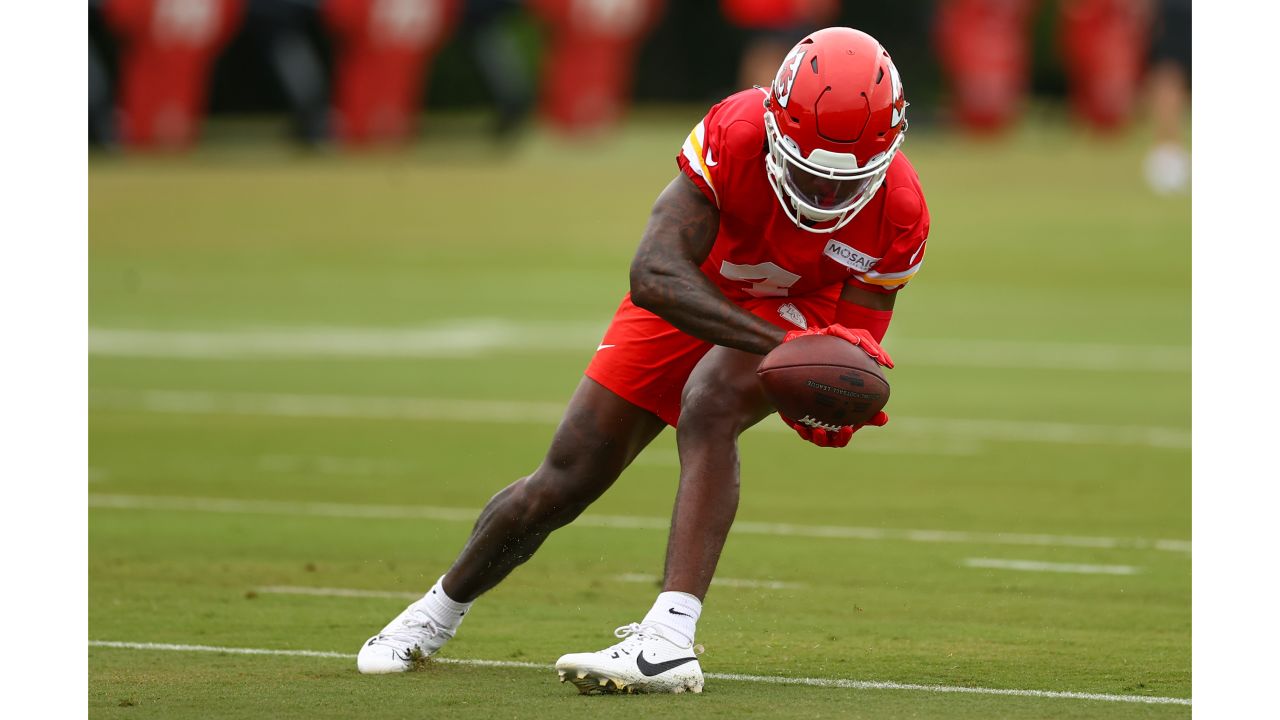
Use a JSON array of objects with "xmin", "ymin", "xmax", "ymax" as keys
[
  {"xmin": 834, "ymin": 283, "xmax": 896, "ymax": 342},
  {"xmin": 629, "ymin": 174, "xmax": 787, "ymax": 356}
]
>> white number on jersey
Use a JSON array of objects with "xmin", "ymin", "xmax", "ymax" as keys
[{"xmin": 719, "ymin": 261, "xmax": 801, "ymax": 297}]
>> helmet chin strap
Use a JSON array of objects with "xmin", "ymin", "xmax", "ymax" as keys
[
  {"xmin": 786, "ymin": 184, "xmax": 871, "ymax": 233},
  {"xmin": 790, "ymin": 205, "xmax": 853, "ymax": 233},
  {"xmin": 796, "ymin": 208, "xmax": 843, "ymax": 230}
]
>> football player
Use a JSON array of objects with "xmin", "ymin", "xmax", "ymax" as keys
[{"xmin": 356, "ymin": 26, "xmax": 930, "ymax": 694}]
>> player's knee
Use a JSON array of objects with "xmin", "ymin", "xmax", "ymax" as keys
[
  {"xmin": 517, "ymin": 468, "xmax": 597, "ymax": 530},
  {"xmin": 678, "ymin": 379, "xmax": 758, "ymax": 436}
]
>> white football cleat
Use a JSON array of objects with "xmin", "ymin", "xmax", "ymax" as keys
[
  {"xmin": 556, "ymin": 622, "xmax": 704, "ymax": 694},
  {"xmin": 356, "ymin": 596, "xmax": 456, "ymax": 674}
]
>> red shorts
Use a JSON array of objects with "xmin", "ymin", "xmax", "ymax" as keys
[{"xmin": 584, "ymin": 293, "xmax": 839, "ymax": 427}]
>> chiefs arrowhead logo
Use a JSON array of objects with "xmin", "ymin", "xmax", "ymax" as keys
[
  {"xmin": 773, "ymin": 46, "xmax": 806, "ymax": 109},
  {"xmin": 888, "ymin": 58, "xmax": 905, "ymax": 127}
]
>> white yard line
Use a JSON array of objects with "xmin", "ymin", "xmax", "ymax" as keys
[
  {"xmin": 614, "ymin": 573, "xmax": 806, "ymax": 590},
  {"xmin": 891, "ymin": 338, "xmax": 1189, "ymax": 373},
  {"xmin": 256, "ymin": 575, "xmax": 805, "ymax": 600},
  {"xmin": 90, "ymin": 389, "xmax": 1191, "ymax": 450},
  {"xmin": 86, "ymin": 322, "xmax": 605, "ymax": 360},
  {"xmin": 93, "ymin": 388, "xmax": 567, "ymax": 424},
  {"xmin": 255, "ymin": 585, "xmax": 421, "ymax": 600},
  {"xmin": 87, "ymin": 640, "xmax": 1190, "ymax": 706},
  {"xmin": 88, "ymin": 493, "xmax": 1192, "ymax": 553},
  {"xmin": 963, "ymin": 558, "xmax": 1141, "ymax": 575},
  {"xmin": 89, "ymin": 324, "xmax": 1190, "ymax": 373}
]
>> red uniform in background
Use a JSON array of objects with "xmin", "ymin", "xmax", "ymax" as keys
[
  {"xmin": 529, "ymin": 0, "xmax": 665, "ymax": 134},
  {"xmin": 720, "ymin": 0, "xmax": 833, "ymax": 27},
  {"xmin": 1059, "ymin": 0, "xmax": 1151, "ymax": 132},
  {"xmin": 934, "ymin": 0, "xmax": 1036, "ymax": 134},
  {"xmin": 586, "ymin": 89, "xmax": 930, "ymax": 427},
  {"xmin": 936, "ymin": 0, "xmax": 1152, "ymax": 134},
  {"xmin": 103, "ymin": 0, "xmax": 244, "ymax": 149},
  {"xmin": 323, "ymin": 0, "xmax": 461, "ymax": 144}
]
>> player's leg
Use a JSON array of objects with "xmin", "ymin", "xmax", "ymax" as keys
[
  {"xmin": 664, "ymin": 345, "xmax": 774, "ymax": 599},
  {"xmin": 555, "ymin": 345, "xmax": 773, "ymax": 695},
  {"xmin": 358, "ymin": 377, "xmax": 666, "ymax": 673},
  {"xmin": 442, "ymin": 377, "xmax": 667, "ymax": 601}
]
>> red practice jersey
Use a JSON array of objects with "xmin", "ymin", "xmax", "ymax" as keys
[{"xmin": 676, "ymin": 89, "xmax": 931, "ymax": 303}]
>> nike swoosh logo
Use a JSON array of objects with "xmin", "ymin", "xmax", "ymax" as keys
[
  {"xmin": 668, "ymin": 607, "xmax": 693, "ymax": 618},
  {"xmin": 705, "ymin": 146, "xmax": 717, "ymax": 167},
  {"xmin": 596, "ymin": 344, "xmax": 616, "ymax": 351},
  {"xmin": 635, "ymin": 652, "xmax": 698, "ymax": 677},
  {"xmin": 909, "ymin": 240, "xmax": 927, "ymax": 265}
]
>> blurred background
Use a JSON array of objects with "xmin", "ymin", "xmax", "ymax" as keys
[{"xmin": 87, "ymin": 0, "xmax": 1191, "ymax": 192}]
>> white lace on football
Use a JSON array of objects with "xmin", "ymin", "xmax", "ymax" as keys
[{"xmin": 797, "ymin": 414, "xmax": 845, "ymax": 431}]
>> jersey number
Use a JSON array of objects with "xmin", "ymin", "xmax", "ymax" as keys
[{"xmin": 719, "ymin": 261, "xmax": 801, "ymax": 297}]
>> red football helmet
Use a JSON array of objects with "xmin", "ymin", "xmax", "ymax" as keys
[{"xmin": 765, "ymin": 27, "xmax": 908, "ymax": 233}]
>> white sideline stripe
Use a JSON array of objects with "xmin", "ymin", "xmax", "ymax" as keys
[
  {"xmin": 87, "ymin": 640, "xmax": 1190, "ymax": 706},
  {"xmin": 893, "ymin": 338, "xmax": 1189, "ymax": 373},
  {"xmin": 87, "ymin": 322, "xmax": 605, "ymax": 360},
  {"xmin": 636, "ymin": 441, "xmax": 981, "ymax": 460},
  {"xmin": 614, "ymin": 573, "xmax": 806, "ymax": 590},
  {"xmin": 90, "ymin": 389, "xmax": 1192, "ymax": 450},
  {"xmin": 964, "ymin": 558, "xmax": 1140, "ymax": 575},
  {"xmin": 255, "ymin": 576, "xmax": 805, "ymax": 600},
  {"xmin": 256, "ymin": 585, "xmax": 421, "ymax": 600},
  {"xmin": 88, "ymin": 494, "xmax": 1193, "ymax": 554},
  {"xmin": 88, "ymin": 324, "xmax": 1190, "ymax": 373}
]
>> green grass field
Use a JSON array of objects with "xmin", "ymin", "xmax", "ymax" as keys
[{"xmin": 89, "ymin": 113, "xmax": 1191, "ymax": 718}]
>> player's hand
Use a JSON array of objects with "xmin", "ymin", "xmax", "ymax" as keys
[
  {"xmin": 780, "ymin": 411, "xmax": 889, "ymax": 448},
  {"xmin": 781, "ymin": 324, "xmax": 894, "ymax": 368}
]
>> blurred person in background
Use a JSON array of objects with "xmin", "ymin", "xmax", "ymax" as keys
[
  {"xmin": 355, "ymin": 26, "xmax": 928, "ymax": 696},
  {"xmin": 933, "ymin": 0, "xmax": 1036, "ymax": 133},
  {"xmin": 1058, "ymin": 0, "xmax": 1151, "ymax": 133},
  {"xmin": 323, "ymin": 0, "xmax": 461, "ymax": 144},
  {"xmin": 100, "ymin": 0, "xmax": 245, "ymax": 149},
  {"xmin": 721, "ymin": 0, "xmax": 837, "ymax": 89},
  {"xmin": 529, "ymin": 0, "xmax": 665, "ymax": 135},
  {"xmin": 1143, "ymin": 0, "xmax": 1190, "ymax": 194},
  {"xmin": 242, "ymin": 0, "xmax": 331, "ymax": 146},
  {"xmin": 90, "ymin": 2, "xmax": 117, "ymax": 148},
  {"xmin": 458, "ymin": 0, "xmax": 535, "ymax": 139},
  {"xmin": 935, "ymin": 0, "xmax": 1157, "ymax": 137}
]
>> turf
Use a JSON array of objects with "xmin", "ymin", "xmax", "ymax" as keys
[{"xmin": 89, "ymin": 112, "xmax": 1191, "ymax": 718}]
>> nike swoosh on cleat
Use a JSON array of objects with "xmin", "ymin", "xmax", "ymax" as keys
[
  {"xmin": 635, "ymin": 652, "xmax": 698, "ymax": 677},
  {"xmin": 667, "ymin": 607, "xmax": 693, "ymax": 618}
]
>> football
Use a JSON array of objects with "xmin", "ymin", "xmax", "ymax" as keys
[{"xmin": 757, "ymin": 334, "xmax": 890, "ymax": 429}]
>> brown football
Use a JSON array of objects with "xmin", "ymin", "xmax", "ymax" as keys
[{"xmin": 757, "ymin": 334, "xmax": 890, "ymax": 429}]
